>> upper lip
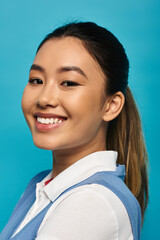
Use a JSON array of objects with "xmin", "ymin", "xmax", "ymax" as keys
[{"xmin": 34, "ymin": 112, "xmax": 68, "ymax": 119}]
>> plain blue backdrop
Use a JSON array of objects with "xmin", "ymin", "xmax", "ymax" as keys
[{"xmin": 0, "ymin": 0, "xmax": 159, "ymax": 239}]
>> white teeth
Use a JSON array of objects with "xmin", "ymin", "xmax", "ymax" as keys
[
  {"xmin": 37, "ymin": 117, "xmax": 41, "ymax": 122},
  {"xmin": 41, "ymin": 118, "xmax": 45, "ymax": 124},
  {"xmin": 50, "ymin": 118, "xmax": 54, "ymax": 124},
  {"xmin": 54, "ymin": 118, "xmax": 59, "ymax": 124},
  {"xmin": 45, "ymin": 118, "xmax": 50, "ymax": 124},
  {"xmin": 37, "ymin": 117, "xmax": 64, "ymax": 124}
]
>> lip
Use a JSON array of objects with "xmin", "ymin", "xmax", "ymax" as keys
[
  {"xmin": 33, "ymin": 112, "xmax": 67, "ymax": 132},
  {"xmin": 34, "ymin": 117, "xmax": 66, "ymax": 131},
  {"xmin": 34, "ymin": 112, "xmax": 68, "ymax": 119}
]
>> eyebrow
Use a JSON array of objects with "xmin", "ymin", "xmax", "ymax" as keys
[
  {"xmin": 56, "ymin": 66, "xmax": 88, "ymax": 79},
  {"xmin": 29, "ymin": 64, "xmax": 46, "ymax": 74},
  {"xmin": 30, "ymin": 64, "xmax": 88, "ymax": 79}
]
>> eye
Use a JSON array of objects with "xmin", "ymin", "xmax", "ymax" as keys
[
  {"xmin": 28, "ymin": 78, "xmax": 43, "ymax": 85},
  {"xmin": 61, "ymin": 81, "xmax": 79, "ymax": 87}
]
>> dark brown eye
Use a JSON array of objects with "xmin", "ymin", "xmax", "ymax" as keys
[
  {"xmin": 28, "ymin": 78, "xmax": 43, "ymax": 84},
  {"xmin": 61, "ymin": 81, "xmax": 79, "ymax": 87}
]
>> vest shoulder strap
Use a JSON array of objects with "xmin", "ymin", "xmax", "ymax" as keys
[{"xmin": 0, "ymin": 170, "xmax": 51, "ymax": 240}]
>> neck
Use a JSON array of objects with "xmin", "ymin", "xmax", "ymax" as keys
[{"xmin": 52, "ymin": 140, "xmax": 106, "ymax": 178}]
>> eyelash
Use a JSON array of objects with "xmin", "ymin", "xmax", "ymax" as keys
[
  {"xmin": 28, "ymin": 78, "xmax": 43, "ymax": 84},
  {"xmin": 61, "ymin": 81, "xmax": 79, "ymax": 87},
  {"xmin": 28, "ymin": 79, "xmax": 79, "ymax": 87}
]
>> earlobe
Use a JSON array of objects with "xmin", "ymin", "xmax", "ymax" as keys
[{"xmin": 102, "ymin": 91, "xmax": 125, "ymax": 122}]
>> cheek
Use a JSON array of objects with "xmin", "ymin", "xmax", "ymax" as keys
[
  {"xmin": 70, "ymin": 87, "xmax": 102, "ymax": 115},
  {"xmin": 21, "ymin": 87, "xmax": 28, "ymax": 114},
  {"xmin": 21, "ymin": 87, "xmax": 34, "ymax": 116},
  {"xmin": 64, "ymin": 87, "xmax": 102, "ymax": 126}
]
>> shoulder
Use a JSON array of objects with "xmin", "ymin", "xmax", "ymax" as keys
[
  {"xmin": 70, "ymin": 184, "xmax": 133, "ymax": 237},
  {"xmin": 86, "ymin": 184, "xmax": 133, "ymax": 237},
  {"xmin": 38, "ymin": 184, "xmax": 133, "ymax": 240}
]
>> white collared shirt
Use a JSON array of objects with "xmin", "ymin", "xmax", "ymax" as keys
[{"xmin": 12, "ymin": 151, "xmax": 133, "ymax": 240}]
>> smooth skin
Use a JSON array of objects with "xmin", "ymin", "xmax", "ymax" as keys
[{"xmin": 21, "ymin": 37, "xmax": 125, "ymax": 178}]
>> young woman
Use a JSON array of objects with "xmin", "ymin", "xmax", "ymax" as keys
[{"xmin": 0, "ymin": 21, "xmax": 148, "ymax": 240}]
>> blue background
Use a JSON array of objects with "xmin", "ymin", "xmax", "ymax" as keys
[{"xmin": 0, "ymin": 0, "xmax": 159, "ymax": 238}]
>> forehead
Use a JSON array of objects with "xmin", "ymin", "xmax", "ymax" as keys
[{"xmin": 33, "ymin": 37, "xmax": 104, "ymax": 80}]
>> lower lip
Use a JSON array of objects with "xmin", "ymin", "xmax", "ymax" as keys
[{"xmin": 35, "ymin": 118, "xmax": 66, "ymax": 131}]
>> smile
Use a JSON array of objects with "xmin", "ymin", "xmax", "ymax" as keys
[
  {"xmin": 35, "ymin": 116, "xmax": 67, "ymax": 131},
  {"xmin": 37, "ymin": 117, "xmax": 63, "ymax": 124}
]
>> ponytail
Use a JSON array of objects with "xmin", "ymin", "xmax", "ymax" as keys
[{"xmin": 106, "ymin": 86, "xmax": 148, "ymax": 224}]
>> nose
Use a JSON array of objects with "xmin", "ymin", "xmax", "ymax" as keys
[{"xmin": 36, "ymin": 83, "xmax": 59, "ymax": 108}]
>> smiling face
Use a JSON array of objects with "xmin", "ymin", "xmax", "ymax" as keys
[{"xmin": 21, "ymin": 37, "xmax": 110, "ymax": 153}]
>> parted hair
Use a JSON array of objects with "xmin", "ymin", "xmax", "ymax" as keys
[{"xmin": 37, "ymin": 21, "xmax": 149, "ymax": 224}]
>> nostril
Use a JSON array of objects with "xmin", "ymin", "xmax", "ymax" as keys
[
  {"xmin": 36, "ymin": 98, "xmax": 59, "ymax": 108},
  {"xmin": 36, "ymin": 100, "xmax": 48, "ymax": 109}
]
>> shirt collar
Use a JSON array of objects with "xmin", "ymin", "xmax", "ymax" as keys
[{"xmin": 42, "ymin": 150, "xmax": 118, "ymax": 202}]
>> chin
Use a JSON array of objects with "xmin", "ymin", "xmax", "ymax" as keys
[
  {"xmin": 34, "ymin": 144, "xmax": 54, "ymax": 150},
  {"xmin": 32, "ymin": 139, "xmax": 56, "ymax": 150}
]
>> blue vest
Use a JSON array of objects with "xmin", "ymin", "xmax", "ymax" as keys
[{"xmin": 0, "ymin": 165, "xmax": 141, "ymax": 240}]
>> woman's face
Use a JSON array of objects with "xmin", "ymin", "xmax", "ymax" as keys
[{"xmin": 21, "ymin": 37, "xmax": 109, "ymax": 151}]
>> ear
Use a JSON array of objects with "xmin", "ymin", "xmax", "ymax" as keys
[{"xmin": 102, "ymin": 91, "xmax": 125, "ymax": 122}]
